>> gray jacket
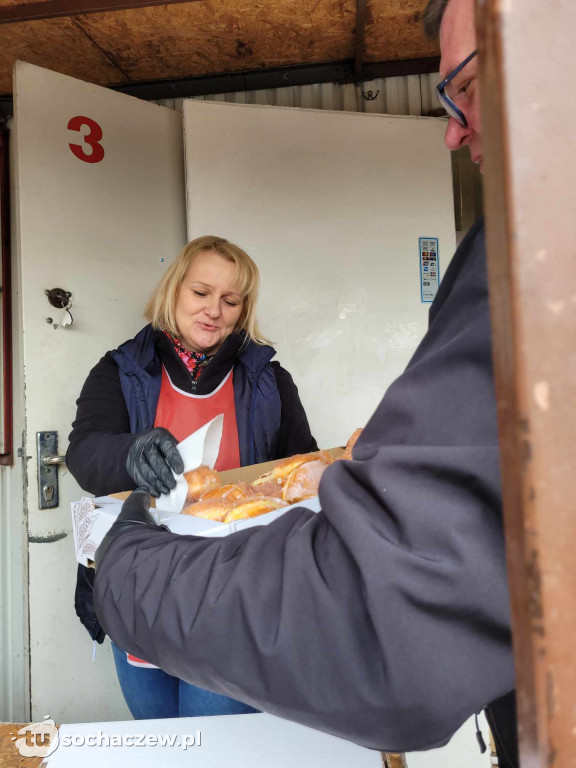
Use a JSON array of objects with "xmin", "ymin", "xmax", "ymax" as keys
[{"xmin": 94, "ymin": 220, "xmax": 515, "ymax": 753}]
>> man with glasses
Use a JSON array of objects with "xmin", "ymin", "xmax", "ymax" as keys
[
  {"xmin": 437, "ymin": 49, "xmax": 477, "ymax": 129},
  {"xmin": 93, "ymin": 1, "xmax": 518, "ymax": 766},
  {"xmin": 426, "ymin": 2, "xmax": 518, "ymax": 764},
  {"xmin": 428, "ymin": 0, "xmax": 483, "ymax": 168}
]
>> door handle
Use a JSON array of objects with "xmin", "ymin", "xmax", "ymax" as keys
[
  {"xmin": 36, "ymin": 431, "xmax": 65, "ymax": 509},
  {"xmin": 42, "ymin": 455, "xmax": 67, "ymax": 467}
]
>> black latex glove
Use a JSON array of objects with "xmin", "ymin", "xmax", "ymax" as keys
[
  {"xmin": 125, "ymin": 427, "xmax": 184, "ymax": 498},
  {"xmin": 94, "ymin": 487, "xmax": 168, "ymax": 570},
  {"xmin": 75, "ymin": 563, "xmax": 106, "ymax": 644}
]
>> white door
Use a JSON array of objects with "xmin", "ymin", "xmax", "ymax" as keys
[
  {"xmin": 183, "ymin": 101, "xmax": 456, "ymax": 448},
  {"xmin": 12, "ymin": 61, "xmax": 187, "ymax": 722}
]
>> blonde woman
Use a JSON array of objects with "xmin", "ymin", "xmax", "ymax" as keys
[{"xmin": 67, "ymin": 236, "xmax": 317, "ymax": 719}]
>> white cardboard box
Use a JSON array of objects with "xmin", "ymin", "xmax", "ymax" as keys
[
  {"xmin": 71, "ymin": 489, "xmax": 322, "ymax": 565},
  {"xmin": 71, "ymin": 449, "xmax": 340, "ymax": 565}
]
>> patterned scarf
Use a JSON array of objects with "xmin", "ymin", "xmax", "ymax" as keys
[{"xmin": 163, "ymin": 330, "xmax": 211, "ymax": 381}]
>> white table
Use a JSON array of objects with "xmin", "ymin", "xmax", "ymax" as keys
[{"xmin": 44, "ymin": 712, "xmax": 382, "ymax": 767}]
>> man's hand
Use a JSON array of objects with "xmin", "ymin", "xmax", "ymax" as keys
[
  {"xmin": 94, "ymin": 488, "xmax": 167, "ymax": 569},
  {"xmin": 126, "ymin": 427, "xmax": 184, "ymax": 497}
]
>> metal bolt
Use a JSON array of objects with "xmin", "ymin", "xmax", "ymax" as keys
[{"xmin": 46, "ymin": 317, "xmax": 53, "ymax": 324}]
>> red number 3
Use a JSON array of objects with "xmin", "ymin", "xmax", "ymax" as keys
[{"xmin": 68, "ymin": 116, "xmax": 105, "ymax": 164}]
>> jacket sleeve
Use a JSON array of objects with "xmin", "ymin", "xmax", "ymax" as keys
[
  {"xmin": 94, "ymin": 444, "xmax": 513, "ymax": 752},
  {"xmin": 272, "ymin": 362, "xmax": 319, "ymax": 458},
  {"xmin": 66, "ymin": 354, "xmax": 137, "ymax": 496}
]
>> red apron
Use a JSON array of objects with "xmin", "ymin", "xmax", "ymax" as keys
[
  {"xmin": 127, "ymin": 365, "xmax": 240, "ymax": 667},
  {"xmin": 154, "ymin": 366, "xmax": 240, "ymax": 471}
]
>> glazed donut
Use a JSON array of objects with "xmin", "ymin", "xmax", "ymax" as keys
[
  {"xmin": 223, "ymin": 495, "xmax": 286, "ymax": 524},
  {"xmin": 339, "ymin": 428, "xmax": 363, "ymax": 461},
  {"xmin": 282, "ymin": 459, "xmax": 327, "ymax": 504},
  {"xmin": 181, "ymin": 498, "xmax": 232, "ymax": 522},
  {"xmin": 315, "ymin": 450, "xmax": 336, "ymax": 466},
  {"xmin": 251, "ymin": 454, "xmax": 316, "ymax": 489},
  {"xmin": 201, "ymin": 482, "xmax": 253, "ymax": 503},
  {"xmin": 184, "ymin": 466, "xmax": 220, "ymax": 503},
  {"xmin": 248, "ymin": 478, "xmax": 284, "ymax": 499}
]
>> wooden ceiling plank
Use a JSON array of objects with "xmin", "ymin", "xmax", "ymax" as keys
[
  {"xmin": 70, "ymin": 16, "xmax": 132, "ymax": 80},
  {"xmin": 0, "ymin": 0, "xmax": 201, "ymax": 25},
  {"xmin": 67, "ymin": 0, "xmax": 357, "ymax": 84},
  {"xmin": 0, "ymin": 0, "xmax": 438, "ymax": 95},
  {"xmin": 365, "ymin": 0, "xmax": 439, "ymax": 62},
  {"xmin": 0, "ymin": 16, "xmax": 128, "ymax": 93}
]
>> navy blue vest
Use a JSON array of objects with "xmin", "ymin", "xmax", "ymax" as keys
[{"xmin": 111, "ymin": 326, "xmax": 282, "ymax": 466}]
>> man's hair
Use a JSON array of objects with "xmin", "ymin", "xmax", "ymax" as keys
[{"xmin": 423, "ymin": 0, "xmax": 450, "ymax": 39}]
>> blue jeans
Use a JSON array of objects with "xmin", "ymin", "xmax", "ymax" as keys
[{"xmin": 111, "ymin": 642, "xmax": 259, "ymax": 719}]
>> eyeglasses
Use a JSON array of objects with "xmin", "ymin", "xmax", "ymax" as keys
[{"xmin": 436, "ymin": 50, "xmax": 478, "ymax": 128}]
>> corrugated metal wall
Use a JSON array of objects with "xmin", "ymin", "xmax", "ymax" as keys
[{"xmin": 156, "ymin": 72, "xmax": 442, "ymax": 117}]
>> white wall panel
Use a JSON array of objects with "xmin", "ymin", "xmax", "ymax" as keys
[
  {"xmin": 183, "ymin": 101, "xmax": 455, "ymax": 448},
  {"xmin": 158, "ymin": 72, "xmax": 484, "ymax": 242}
]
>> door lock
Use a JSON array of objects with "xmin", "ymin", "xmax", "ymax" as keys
[
  {"xmin": 45, "ymin": 288, "xmax": 71, "ymax": 309},
  {"xmin": 45, "ymin": 288, "xmax": 74, "ymax": 330}
]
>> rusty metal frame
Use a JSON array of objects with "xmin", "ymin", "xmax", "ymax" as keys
[
  {"xmin": 354, "ymin": 0, "xmax": 368, "ymax": 80},
  {"xmin": 111, "ymin": 56, "xmax": 441, "ymax": 99},
  {"xmin": 0, "ymin": 126, "xmax": 13, "ymax": 466},
  {"xmin": 477, "ymin": 0, "xmax": 576, "ymax": 766},
  {"xmin": 0, "ymin": 0, "xmax": 201, "ymax": 25}
]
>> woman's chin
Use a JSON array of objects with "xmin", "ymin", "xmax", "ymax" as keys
[{"xmin": 185, "ymin": 334, "xmax": 221, "ymax": 355}]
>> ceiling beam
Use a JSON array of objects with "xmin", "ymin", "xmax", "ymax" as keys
[
  {"xmin": 354, "ymin": 0, "xmax": 368, "ymax": 80},
  {"xmin": 111, "ymin": 57, "xmax": 440, "ymax": 101},
  {"xmin": 0, "ymin": 0, "xmax": 201, "ymax": 25}
]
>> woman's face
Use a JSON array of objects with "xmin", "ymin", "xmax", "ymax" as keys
[{"xmin": 174, "ymin": 250, "xmax": 244, "ymax": 355}]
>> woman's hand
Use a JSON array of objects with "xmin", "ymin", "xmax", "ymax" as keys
[{"xmin": 125, "ymin": 427, "xmax": 184, "ymax": 497}]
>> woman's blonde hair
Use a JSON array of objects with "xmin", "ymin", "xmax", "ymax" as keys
[{"xmin": 145, "ymin": 236, "xmax": 270, "ymax": 346}]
